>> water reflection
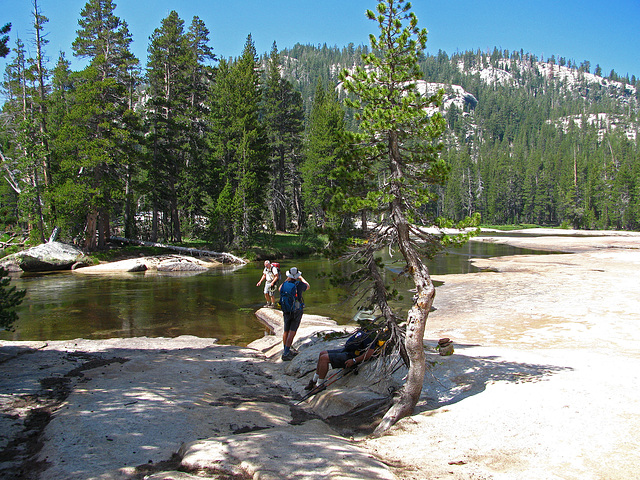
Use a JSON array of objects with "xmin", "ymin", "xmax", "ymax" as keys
[{"xmin": 1, "ymin": 241, "xmax": 550, "ymax": 345}]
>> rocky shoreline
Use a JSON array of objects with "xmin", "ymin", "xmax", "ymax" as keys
[{"xmin": 1, "ymin": 229, "xmax": 639, "ymax": 479}]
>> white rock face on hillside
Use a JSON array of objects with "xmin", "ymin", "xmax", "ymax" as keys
[
  {"xmin": 455, "ymin": 56, "xmax": 638, "ymax": 139},
  {"xmin": 549, "ymin": 112, "xmax": 638, "ymax": 141},
  {"xmin": 336, "ymin": 73, "xmax": 479, "ymax": 117},
  {"xmin": 457, "ymin": 59, "xmax": 515, "ymax": 86},
  {"xmin": 457, "ymin": 57, "xmax": 637, "ymax": 98},
  {"xmin": 415, "ymin": 81, "xmax": 478, "ymax": 114}
]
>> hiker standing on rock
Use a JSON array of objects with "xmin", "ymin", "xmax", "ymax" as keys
[
  {"xmin": 257, "ymin": 260, "xmax": 280, "ymax": 307},
  {"xmin": 279, "ymin": 267, "xmax": 309, "ymax": 361}
]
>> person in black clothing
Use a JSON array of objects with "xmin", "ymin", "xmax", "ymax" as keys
[{"xmin": 305, "ymin": 329, "xmax": 381, "ymax": 390}]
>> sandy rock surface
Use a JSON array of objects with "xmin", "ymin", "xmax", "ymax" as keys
[
  {"xmin": 358, "ymin": 231, "xmax": 640, "ymax": 480},
  {"xmin": 0, "ymin": 335, "xmax": 395, "ymax": 480},
  {"xmin": 1, "ymin": 229, "xmax": 639, "ymax": 479}
]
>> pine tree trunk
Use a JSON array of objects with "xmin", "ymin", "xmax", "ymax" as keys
[
  {"xmin": 32, "ymin": 168, "xmax": 46, "ymax": 244},
  {"xmin": 124, "ymin": 165, "xmax": 134, "ymax": 238},
  {"xmin": 34, "ymin": 3, "xmax": 51, "ymax": 188},
  {"xmin": 98, "ymin": 208, "xmax": 110, "ymax": 249},
  {"xmin": 170, "ymin": 183, "xmax": 181, "ymax": 243},
  {"xmin": 276, "ymin": 150, "xmax": 287, "ymax": 232},
  {"xmin": 293, "ymin": 178, "xmax": 303, "ymax": 231},
  {"xmin": 375, "ymin": 139, "xmax": 437, "ymax": 435},
  {"xmin": 374, "ymin": 231, "xmax": 435, "ymax": 435},
  {"xmin": 84, "ymin": 208, "xmax": 98, "ymax": 251}
]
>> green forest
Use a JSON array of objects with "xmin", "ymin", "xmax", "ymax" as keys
[{"xmin": 1, "ymin": 0, "xmax": 639, "ymax": 253}]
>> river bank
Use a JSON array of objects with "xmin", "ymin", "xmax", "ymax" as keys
[
  {"xmin": 362, "ymin": 230, "xmax": 640, "ymax": 479},
  {"xmin": 1, "ymin": 229, "xmax": 639, "ymax": 479}
]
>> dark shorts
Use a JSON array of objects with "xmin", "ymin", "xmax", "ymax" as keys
[
  {"xmin": 327, "ymin": 349, "xmax": 355, "ymax": 369},
  {"xmin": 283, "ymin": 309, "xmax": 303, "ymax": 332}
]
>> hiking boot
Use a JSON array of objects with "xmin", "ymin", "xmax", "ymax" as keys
[
  {"xmin": 310, "ymin": 383, "xmax": 326, "ymax": 395},
  {"xmin": 281, "ymin": 351, "xmax": 295, "ymax": 361},
  {"xmin": 304, "ymin": 379, "xmax": 316, "ymax": 391},
  {"xmin": 263, "ymin": 303, "xmax": 271, "ymax": 308}
]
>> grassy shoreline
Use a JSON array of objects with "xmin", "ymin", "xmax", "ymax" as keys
[
  {"xmin": 5, "ymin": 224, "xmax": 610, "ymax": 265},
  {"xmin": 81, "ymin": 231, "xmax": 329, "ymax": 264}
]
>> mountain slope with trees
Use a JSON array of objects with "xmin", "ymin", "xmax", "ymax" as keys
[
  {"xmin": 1, "ymin": 0, "xmax": 638, "ymax": 253},
  {"xmin": 279, "ymin": 43, "xmax": 639, "ymax": 230}
]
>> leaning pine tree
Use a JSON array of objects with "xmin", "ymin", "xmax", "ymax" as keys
[{"xmin": 334, "ymin": 0, "xmax": 479, "ymax": 435}]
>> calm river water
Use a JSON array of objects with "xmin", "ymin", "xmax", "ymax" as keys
[{"xmin": 1, "ymin": 240, "xmax": 548, "ymax": 345}]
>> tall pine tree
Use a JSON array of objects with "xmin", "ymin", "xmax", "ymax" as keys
[
  {"xmin": 263, "ymin": 42, "xmax": 305, "ymax": 231},
  {"xmin": 56, "ymin": 0, "xmax": 139, "ymax": 250},
  {"xmin": 301, "ymin": 79, "xmax": 347, "ymax": 229},
  {"xmin": 0, "ymin": 4, "xmax": 52, "ymax": 245},
  {"xmin": 146, "ymin": 10, "xmax": 191, "ymax": 242},
  {"xmin": 205, "ymin": 35, "xmax": 268, "ymax": 247},
  {"xmin": 335, "ymin": 0, "xmax": 478, "ymax": 434},
  {"xmin": 179, "ymin": 16, "xmax": 216, "ymax": 235}
]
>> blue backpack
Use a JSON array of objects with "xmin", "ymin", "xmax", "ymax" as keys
[{"xmin": 280, "ymin": 281, "xmax": 300, "ymax": 313}]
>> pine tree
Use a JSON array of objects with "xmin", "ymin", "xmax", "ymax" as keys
[
  {"xmin": 32, "ymin": 1, "xmax": 52, "ymax": 189},
  {"xmin": 301, "ymin": 79, "xmax": 346, "ymax": 229},
  {"xmin": 335, "ymin": 0, "xmax": 479, "ymax": 434},
  {"xmin": 263, "ymin": 42, "xmax": 305, "ymax": 231},
  {"xmin": 146, "ymin": 10, "xmax": 191, "ymax": 242},
  {"xmin": 232, "ymin": 36, "xmax": 269, "ymax": 243},
  {"xmin": 47, "ymin": 54, "xmax": 88, "ymax": 238},
  {"xmin": 179, "ymin": 16, "xmax": 216, "ymax": 235},
  {"xmin": 205, "ymin": 35, "xmax": 269, "ymax": 247},
  {"xmin": 1, "ymin": 27, "xmax": 49, "ymax": 243},
  {"xmin": 57, "ymin": 0, "xmax": 140, "ymax": 250}
]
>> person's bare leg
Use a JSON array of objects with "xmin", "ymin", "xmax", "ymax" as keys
[
  {"xmin": 306, "ymin": 351, "xmax": 331, "ymax": 390},
  {"xmin": 316, "ymin": 351, "xmax": 330, "ymax": 380},
  {"xmin": 284, "ymin": 330, "xmax": 297, "ymax": 348}
]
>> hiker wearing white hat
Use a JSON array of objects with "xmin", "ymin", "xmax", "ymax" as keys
[
  {"xmin": 279, "ymin": 267, "xmax": 310, "ymax": 361},
  {"xmin": 286, "ymin": 266, "xmax": 302, "ymax": 279}
]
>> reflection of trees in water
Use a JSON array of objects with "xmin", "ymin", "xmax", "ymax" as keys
[{"xmin": 5, "ymin": 241, "xmax": 549, "ymax": 343}]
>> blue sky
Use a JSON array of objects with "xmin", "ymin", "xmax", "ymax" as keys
[{"xmin": 1, "ymin": 0, "xmax": 639, "ymax": 80}]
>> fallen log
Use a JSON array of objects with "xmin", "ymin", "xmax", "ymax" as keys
[
  {"xmin": 0, "ymin": 241, "xmax": 26, "ymax": 249},
  {"xmin": 0, "ymin": 233, "xmax": 26, "ymax": 249},
  {"xmin": 109, "ymin": 236, "xmax": 247, "ymax": 265}
]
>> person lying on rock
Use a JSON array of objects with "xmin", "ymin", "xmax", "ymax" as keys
[{"xmin": 305, "ymin": 327, "xmax": 386, "ymax": 391}]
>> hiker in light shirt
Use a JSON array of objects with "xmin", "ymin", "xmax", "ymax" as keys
[{"xmin": 256, "ymin": 260, "xmax": 279, "ymax": 307}]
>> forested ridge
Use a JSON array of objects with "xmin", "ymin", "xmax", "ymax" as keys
[
  {"xmin": 1, "ymin": 1, "xmax": 639, "ymax": 253},
  {"xmin": 280, "ymin": 44, "xmax": 640, "ymax": 230}
]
